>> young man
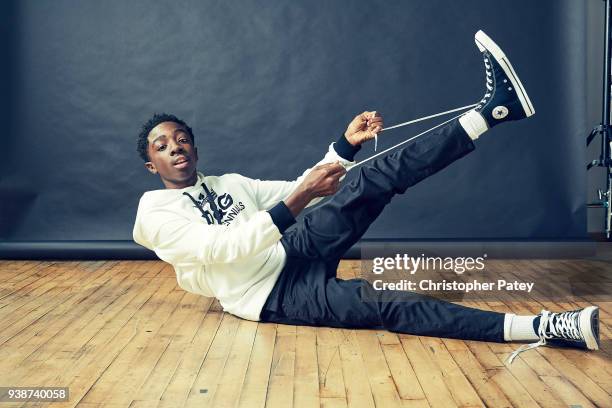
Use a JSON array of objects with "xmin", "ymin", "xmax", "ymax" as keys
[{"xmin": 133, "ymin": 31, "xmax": 599, "ymax": 363}]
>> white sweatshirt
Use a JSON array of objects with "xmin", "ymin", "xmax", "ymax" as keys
[{"xmin": 132, "ymin": 138, "xmax": 359, "ymax": 321}]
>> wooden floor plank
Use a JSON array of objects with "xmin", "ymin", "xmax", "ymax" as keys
[
  {"xmin": 0, "ymin": 261, "xmax": 124, "ymax": 345},
  {"xmin": 483, "ymin": 261, "xmax": 604, "ymax": 407},
  {"xmin": 0, "ymin": 259, "xmax": 610, "ymax": 408},
  {"xmin": 0, "ymin": 261, "xmax": 53, "ymax": 291},
  {"xmin": 419, "ymin": 337, "xmax": 485, "ymax": 407},
  {"xmin": 69, "ymin": 277, "xmax": 182, "ymax": 406},
  {"xmin": 539, "ymin": 375, "xmax": 598, "ymax": 408},
  {"xmin": 338, "ymin": 330, "xmax": 376, "ymax": 408},
  {"xmin": 12, "ymin": 273, "xmax": 173, "ymax": 408},
  {"xmin": 134, "ymin": 295, "xmax": 212, "ymax": 402},
  {"xmin": 103, "ymin": 290, "xmax": 203, "ymax": 406},
  {"xmin": 497, "ymin": 352, "xmax": 568, "ymax": 408},
  {"xmin": 320, "ymin": 397, "xmax": 349, "ymax": 408},
  {"xmin": 488, "ymin": 368, "xmax": 541, "ymax": 408},
  {"xmin": 377, "ymin": 331, "xmax": 426, "ymax": 402},
  {"xmin": 536, "ymin": 347, "xmax": 612, "ymax": 408},
  {"xmin": 238, "ymin": 322, "xmax": 277, "ymax": 408},
  {"xmin": 494, "ymin": 260, "xmax": 612, "ymax": 404},
  {"xmin": 317, "ymin": 327, "xmax": 348, "ymax": 401},
  {"xmin": 182, "ymin": 313, "xmax": 242, "ymax": 407},
  {"xmin": 293, "ymin": 326, "xmax": 320, "ymax": 408},
  {"xmin": 441, "ymin": 338, "xmax": 513, "ymax": 408},
  {"xmin": 0, "ymin": 261, "xmax": 130, "ymax": 356},
  {"xmin": 0, "ymin": 262, "xmax": 92, "ymax": 329},
  {"xmin": 399, "ymin": 336, "xmax": 458, "ymax": 408},
  {"xmin": 211, "ymin": 319, "xmax": 259, "ymax": 408},
  {"xmin": 1, "ymin": 261, "xmax": 146, "ymax": 381},
  {"xmin": 486, "ymin": 284, "xmax": 612, "ymax": 406},
  {"xmin": 158, "ymin": 306, "xmax": 224, "ymax": 408},
  {"xmin": 354, "ymin": 330, "xmax": 402, "ymax": 408},
  {"xmin": 265, "ymin": 323, "xmax": 297, "ymax": 408}
]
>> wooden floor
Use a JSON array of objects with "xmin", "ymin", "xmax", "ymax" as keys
[{"xmin": 0, "ymin": 259, "xmax": 610, "ymax": 408}]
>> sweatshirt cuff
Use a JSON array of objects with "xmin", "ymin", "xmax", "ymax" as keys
[
  {"xmin": 333, "ymin": 134, "xmax": 361, "ymax": 161},
  {"xmin": 267, "ymin": 201, "xmax": 296, "ymax": 233}
]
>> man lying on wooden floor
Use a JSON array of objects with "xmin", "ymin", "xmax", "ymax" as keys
[{"xmin": 133, "ymin": 31, "xmax": 599, "ymax": 364}]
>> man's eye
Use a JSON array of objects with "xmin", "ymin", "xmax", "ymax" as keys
[
  {"xmin": 157, "ymin": 145, "xmax": 166, "ymax": 151},
  {"xmin": 179, "ymin": 138, "xmax": 188, "ymax": 143}
]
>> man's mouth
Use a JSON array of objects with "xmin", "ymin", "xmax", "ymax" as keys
[{"xmin": 173, "ymin": 156, "xmax": 190, "ymax": 168}]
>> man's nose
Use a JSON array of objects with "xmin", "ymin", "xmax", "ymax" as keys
[{"xmin": 170, "ymin": 142, "xmax": 185, "ymax": 155}]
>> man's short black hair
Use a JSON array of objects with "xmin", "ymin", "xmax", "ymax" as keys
[{"xmin": 137, "ymin": 113, "xmax": 195, "ymax": 162}]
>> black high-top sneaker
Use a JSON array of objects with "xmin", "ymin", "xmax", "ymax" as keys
[
  {"xmin": 507, "ymin": 306, "xmax": 600, "ymax": 364},
  {"xmin": 474, "ymin": 30, "xmax": 535, "ymax": 128}
]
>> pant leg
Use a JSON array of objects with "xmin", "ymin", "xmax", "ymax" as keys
[
  {"xmin": 260, "ymin": 259, "xmax": 505, "ymax": 342},
  {"xmin": 282, "ymin": 118, "xmax": 475, "ymax": 261}
]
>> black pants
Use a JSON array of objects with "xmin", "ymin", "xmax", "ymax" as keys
[{"xmin": 260, "ymin": 119, "xmax": 505, "ymax": 342}]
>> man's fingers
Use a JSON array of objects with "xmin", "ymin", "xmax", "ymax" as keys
[
  {"xmin": 325, "ymin": 177, "xmax": 342, "ymax": 194},
  {"xmin": 367, "ymin": 121, "xmax": 383, "ymax": 131},
  {"xmin": 366, "ymin": 112, "xmax": 383, "ymax": 128},
  {"xmin": 360, "ymin": 110, "xmax": 380, "ymax": 121},
  {"xmin": 318, "ymin": 162, "xmax": 341, "ymax": 167},
  {"xmin": 316, "ymin": 162, "xmax": 345, "ymax": 178},
  {"xmin": 321, "ymin": 161, "xmax": 343, "ymax": 169},
  {"xmin": 327, "ymin": 163, "xmax": 347, "ymax": 176},
  {"xmin": 355, "ymin": 112, "xmax": 369, "ymax": 123},
  {"xmin": 324, "ymin": 171, "xmax": 346, "ymax": 187}
]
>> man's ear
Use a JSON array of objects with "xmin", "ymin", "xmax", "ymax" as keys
[{"xmin": 144, "ymin": 161, "xmax": 157, "ymax": 174}]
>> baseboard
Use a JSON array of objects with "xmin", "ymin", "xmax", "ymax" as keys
[
  {"xmin": 0, "ymin": 241, "xmax": 155, "ymax": 260},
  {"xmin": 0, "ymin": 239, "xmax": 606, "ymax": 261}
]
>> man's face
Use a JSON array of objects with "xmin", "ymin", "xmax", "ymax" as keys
[{"xmin": 145, "ymin": 121, "xmax": 199, "ymax": 189}]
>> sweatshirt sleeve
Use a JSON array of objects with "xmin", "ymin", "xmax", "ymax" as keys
[
  {"xmin": 135, "ymin": 206, "xmax": 283, "ymax": 265},
  {"xmin": 248, "ymin": 135, "xmax": 360, "ymax": 211}
]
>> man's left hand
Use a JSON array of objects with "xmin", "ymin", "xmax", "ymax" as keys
[{"xmin": 344, "ymin": 111, "xmax": 384, "ymax": 146}]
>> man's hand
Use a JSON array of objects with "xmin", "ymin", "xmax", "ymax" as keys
[
  {"xmin": 344, "ymin": 111, "xmax": 384, "ymax": 146},
  {"xmin": 284, "ymin": 162, "xmax": 347, "ymax": 217},
  {"xmin": 300, "ymin": 162, "xmax": 347, "ymax": 197}
]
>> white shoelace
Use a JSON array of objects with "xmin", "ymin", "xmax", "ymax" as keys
[
  {"xmin": 507, "ymin": 310, "xmax": 582, "ymax": 364},
  {"xmin": 304, "ymin": 102, "xmax": 480, "ymax": 209},
  {"xmin": 366, "ymin": 51, "xmax": 490, "ymax": 154},
  {"xmin": 477, "ymin": 53, "xmax": 493, "ymax": 109},
  {"xmin": 372, "ymin": 104, "xmax": 477, "ymax": 152},
  {"xmin": 350, "ymin": 103, "xmax": 477, "ymax": 171}
]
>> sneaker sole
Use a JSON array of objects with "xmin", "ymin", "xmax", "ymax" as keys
[
  {"xmin": 579, "ymin": 306, "xmax": 600, "ymax": 350},
  {"xmin": 474, "ymin": 30, "xmax": 535, "ymax": 118}
]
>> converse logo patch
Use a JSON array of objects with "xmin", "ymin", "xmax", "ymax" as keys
[{"xmin": 492, "ymin": 106, "xmax": 509, "ymax": 120}]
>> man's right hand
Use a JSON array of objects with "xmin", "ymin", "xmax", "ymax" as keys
[
  {"xmin": 300, "ymin": 162, "xmax": 347, "ymax": 198},
  {"xmin": 284, "ymin": 162, "xmax": 347, "ymax": 218}
]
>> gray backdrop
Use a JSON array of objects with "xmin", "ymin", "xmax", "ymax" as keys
[{"xmin": 0, "ymin": 0, "xmax": 596, "ymax": 247}]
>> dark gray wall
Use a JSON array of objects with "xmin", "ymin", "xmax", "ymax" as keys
[{"xmin": 0, "ymin": 0, "xmax": 594, "ymax": 241}]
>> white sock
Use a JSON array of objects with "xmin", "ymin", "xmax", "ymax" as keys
[
  {"xmin": 459, "ymin": 109, "xmax": 489, "ymax": 140},
  {"xmin": 504, "ymin": 313, "xmax": 539, "ymax": 341}
]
